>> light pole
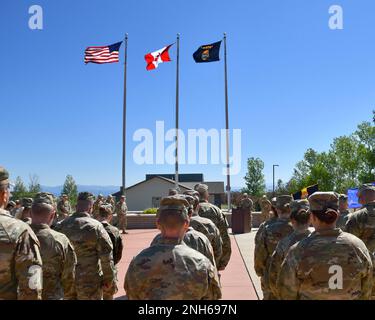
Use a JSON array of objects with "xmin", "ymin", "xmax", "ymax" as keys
[{"xmin": 273, "ymin": 164, "xmax": 279, "ymax": 196}]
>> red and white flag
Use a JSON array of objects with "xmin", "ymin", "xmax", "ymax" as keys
[{"xmin": 144, "ymin": 44, "xmax": 173, "ymax": 70}]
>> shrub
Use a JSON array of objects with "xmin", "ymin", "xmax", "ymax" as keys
[{"xmin": 143, "ymin": 208, "xmax": 158, "ymax": 215}]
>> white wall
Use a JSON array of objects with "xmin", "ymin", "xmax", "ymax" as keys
[{"xmin": 126, "ymin": 178, "xmax": 190, "ymax": 211}]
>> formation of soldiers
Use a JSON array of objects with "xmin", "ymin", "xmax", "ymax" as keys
[
  {"xmin": 2, "ymin": 163, "xmax": 375, "ymax": 300},
  {"xmin": 0, "ymin": 166, "xmax": 231, "ymax": 300},
  {"xmin": 254, "ymin": 185, "xmax": 375, "ymax": 300}
]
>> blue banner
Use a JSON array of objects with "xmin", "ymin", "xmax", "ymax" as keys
[{"xmin": 347, "ymin": 188, "xmax": 362, "ymax": 209}]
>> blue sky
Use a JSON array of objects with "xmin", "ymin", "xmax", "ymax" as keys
[{"xmin": 1, "ymin": 0, "xmax": 374, "ymax": 189}]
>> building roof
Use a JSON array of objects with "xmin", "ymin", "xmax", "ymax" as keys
[
  {"xmin": 145, "ymin": 173, "xmax": 204, "ymax": 183},
  {"xmin": 112, "ymin": 176, "xmax": 225, "ymax": 197}
]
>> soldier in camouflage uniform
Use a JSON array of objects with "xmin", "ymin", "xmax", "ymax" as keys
[
  {"xmin": 268, "ymin": 199, "xmax": 312, "ymax": 299},
  {"xmin": 183, "ymin": 190, "xmax": 223, "ymax": 267},
  {"xmin": 259, "ymin": 195, "xmax": 272, "ymax": 222},
  {"xmin": 255, "ymin": 195, "xmax": 293, "ymax": 300},
  {"xmin": 278, "ymin": 192, "xmax": 373, "ymax": 300},
  {"xmin": 97, "ymin": 205, "xmax": 123, "ymax": 300},
  {"xmin": 0, "ymin": 166, "xmax": 43, "ymax": 300},
  {"xmin": 57, "ymin": 194, "xmax": 71, "ymax": 222},
  {"xmin": 151, "ymin": 195, "xmax": 216, "ymax": 267},
  {"xmin": 125, "ymin": 196, "xmax": 221, "ymax": 300},
  {"xmin": 336, "ymin": 194, "xmax": 350, "ymax": 229},
  {"xmin": 92, "ymin": 194, "xmax": 104, "ymax": 219},
  {"xmin": 105, "ymin": 195, "xmax": 115, "ymax": 212},
  {"xmin": 30, "ymin": 192, "xmax": 77, "ymax": 300},
  {"xmin": 345, "ymin": 184, "xmax": 375, "ymax": 252},
  {"xmin": 194, "ymin": 183, "xmax": 231, "ymax": 271},
  {"xmin": 238, "ymin": 193, "xmax": 253, "ymax": 231},
  {"xmin": 55, "ymin": 192, "xmax": 116, "ymax": 300},
  {"xmin": 15, "ymin": 197, "xmax": 33, "ymax": 224},
  {"xmin": 115, "ymin": 195, "xmax": 128, "ymax": 234}
]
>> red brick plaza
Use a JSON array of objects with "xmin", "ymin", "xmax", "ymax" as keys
[{"xmin": 114, "ymin": 229, "xmax": 259, "ymax": 300}]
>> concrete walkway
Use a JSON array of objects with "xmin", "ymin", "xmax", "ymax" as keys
[{"xmin": 114, "ymin": 229, "xmax": 259, "ymax": 300}]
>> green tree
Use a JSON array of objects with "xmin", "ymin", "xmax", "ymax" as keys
[
  {"xmin": 62, "ymin": 175, "xmax": 78, "ymax": 206},
  {"xmin": 287, "ymin": 111, "xmax": 374, "ymax": 194},
  {"xmin": 11, "ymin": 176, "xmax": 28, "ymax": 200},
  {"xmin": 242, "ymin": 157, "xmax": 266, "ymax": 197}
]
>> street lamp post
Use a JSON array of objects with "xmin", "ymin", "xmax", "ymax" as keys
[{"xmin": 273, "ymin": 164, "xmax": 279, "ymax": 196}]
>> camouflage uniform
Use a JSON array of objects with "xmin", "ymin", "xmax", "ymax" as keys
[
  {"xmin": 198, "ymin": 201, "xmax": 231, "ymax": 270},
  {"xmin": 151, "ymin": 226, "xmax": 216, "ymax": 267},
  {"xmin": 57, "ymin": 197, "xmax": 72, "ymax": 222},
  {"xmin": 278, "ymin": 192, "xmax": 373, "ymax": 300},
  {"xmin": 31, "ymin": 224, "xmax": 77, "ymax": 299},
  {"xmin": 267, "ymin": 199, "xmax": 311, "ymax": 299},
  {"xmin": 337, "ymin": 209, "xmax": 350, "ymax": 229},
  {"xmin": 55, "ymin": 193, "xmax": 115, "ymax": 300},
  {"xmin": 190, "ymin": 215, "xmax": 223, "ymax": 267},
  {"xmin": 345, "ymin": 185, "xmax": 375, "ymax": 252},
  {"xmin": 278, "ymin": 229, "xmax": 373, "ymax": 300},
  {"xmin": 254, "ymin": 195, "xmax": 293, "ymax": 300},
  {"xmin": 268, "ymin": 227, "xmax": 311, "ymax": 299},
  {"xmin": 101, "ymin": 221, "xmax": 122, "ymax": 300},
  {"xmin": 125, "ymin": 238, "xmax": 221, "ymax": 300},
  {"xmin": 195, "ymin": 184, "xmax": 231, "ymax": 270},
  {"xmin": 337, "ymin": 194, "xmax": 350, "ymax": 229},
  {"xmin": 93, "ymin": 195, "xmax": 104, "ymax": 219},
  {"xmin": 0, "ymin": 208, "xmax": 43, "ymax": 299},
  {"xmin": 125, "ymin": 196, "xmax": 221, "ymax": 300},
  {"xmin": 115, "ymin": 199, "xmax": 128, "ymax": 233}
]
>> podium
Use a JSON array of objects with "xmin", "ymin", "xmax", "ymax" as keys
[{"xmin": 231, "ymin": 208, "xmax": 252, "ymax": 234}]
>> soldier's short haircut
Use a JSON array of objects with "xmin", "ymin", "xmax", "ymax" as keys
[
  {"xmin": 76, "ymin": 199, "xmax": 93, "ymax": 212},
  {"xmin": 98, "ymin": 205, "xmax": 113, "ymax": 218},
  {"xmin": 290, "ymin": 208, "xmax": 310, "ymax": 225},
  {"xmin": 158, "ymin": 209, "xmax": 188, "ymax": 229},
  {"xmin": 32, "ymin": 202, "xmax": 54, "ymax": 216}
]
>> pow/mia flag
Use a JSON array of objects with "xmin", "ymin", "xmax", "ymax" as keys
[{"xmin": 193, "ymin": 41, "xmax": 222, "ymax": 63}]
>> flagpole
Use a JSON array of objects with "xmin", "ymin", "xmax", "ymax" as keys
[
  {"xmin": 175, "ymin": 33, "xmax": 180, "ymax": 191},
  {"xmin": 223, "ymin": 32, "xmax": 231, "ymax": 211},
  {"xmin": 121, "ymin": 34, "xmax": 128, "ymax": 196}
]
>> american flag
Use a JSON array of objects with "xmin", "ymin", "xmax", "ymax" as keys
[{"xmin": 84, "ymin": 41, "xmax": 122, "ymax": 64}]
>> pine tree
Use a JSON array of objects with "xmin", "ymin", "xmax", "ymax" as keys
[{"xmin": 62, "ymin": 175, "xmax": 78, "ymax": 206}]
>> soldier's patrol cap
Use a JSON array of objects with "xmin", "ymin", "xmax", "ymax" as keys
[
  {"xmin": 308, "ymin": 192, "xmax": 339, "ymax": 211},
  {"xmin": 358, "ymin": 184, "xmax": 375, "ymax": 197},
  {"xmin": 0, "ymin": 166, "xmax": 10, "ymax": 186},
  {"xmin": 183, "ymin": 190, "xmax": 200, "ymax": 205},
  {"xmin": 22, "ymin": 197, "xmax": 34, "ymax": 208},
  {"xmin": 339, "ymin": 194, "xmax": 348, "ymax": 202},
  {"xmin": 183, "ymin": 195, "xmax": 195, "ymax": 209},
  {"xmin": 8, "ymin": 201, "xmax": 16, "ymax": 207},
  {"xmin": 33, "ymin": 193, "xmax": 55, "ymax": 207},
  {"xmin": 77, "ymin": 192, "xmax": 95, "ymax": 201},
  {"xmin": 290, "ymin": 199, "xmax": 309, "ymax": 213},
  {"xmin": 243, "ymin": 193, "xmax": 248, "ymax": 197},
  {"xmin": 276, "ymin": 195, "xmax": 293, "ymax": 208},
  {"xmin": 61, "ymin": 194, "xmax": 68, "ymax": 197},
  {"xmin": 194, "ymin": 183, "xmax": 209, "ymax": 194},
  {"xmin": 158, "ymin": 195, "xmax": 189, "ymax": 220}
]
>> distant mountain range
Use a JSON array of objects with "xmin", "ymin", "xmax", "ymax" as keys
[{"xmin": 41, "ymin": 185, "xmax": 120, "ymax": 196}]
